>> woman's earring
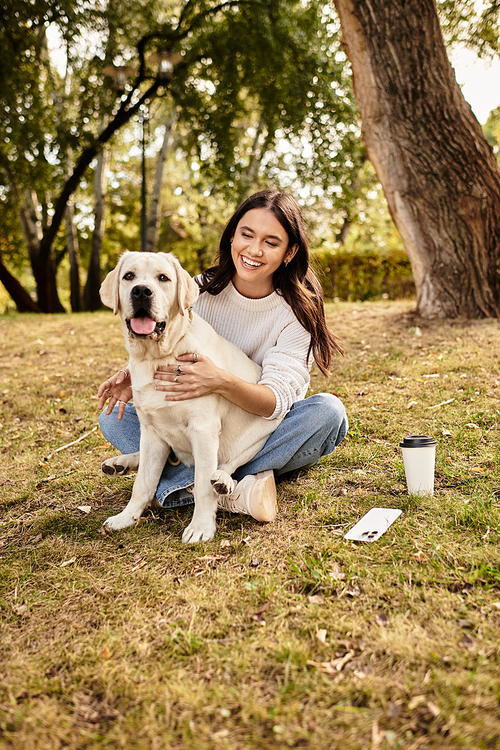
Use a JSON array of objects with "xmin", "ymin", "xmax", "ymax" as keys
[{"xmin": 284, "ymin": 259, "xmax": 289, "ymax": 267}]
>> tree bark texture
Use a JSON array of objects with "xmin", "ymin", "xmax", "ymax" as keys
[
  {"xmin": 84, "ymin": 144, "xmax": 110, "ymax": 310},
  {"xmin": 65, "ymin": 202, "xmax": 83, "ymax": 312},
  {"xmin": 146, "ymin": 110, "xmax": 178, "ymax": 253},
  {"xmin": 333, "ymin": 0, "xmax": 500, "ymax": 318},
  {"xmin": 0, "ymin": 254, "xmax": 41, "ymax": 313},
  {"xmin": 19, "ymin": 191, "xmax": 65, "ymax": 313}
]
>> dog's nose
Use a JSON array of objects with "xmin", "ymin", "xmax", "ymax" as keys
[{"xmin": 131, "ymin": 285, "xmax": 153, "ymax": 304}]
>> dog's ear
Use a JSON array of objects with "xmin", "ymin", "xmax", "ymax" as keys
[
  {"xmin": 100, "ymin": 252, "xmax": 128, "ymax": 315},
  {"xmin": 171, "ymin": 255, "xmax": 199, "ymax": 315}
]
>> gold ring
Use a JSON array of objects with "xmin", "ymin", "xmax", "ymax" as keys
[{"xmin": 193, "ymin": 352, "xmax": 199, "ymax": 362}]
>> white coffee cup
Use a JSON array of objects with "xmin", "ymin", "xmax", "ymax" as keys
[{"xmin": 400, "ymin": 435, "xmax": 437, "ymax": 496}]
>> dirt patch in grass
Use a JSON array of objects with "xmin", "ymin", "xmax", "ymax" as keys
[{"xmin": 1, "ymin": 302, "xmax": 499, "ymax": 749}]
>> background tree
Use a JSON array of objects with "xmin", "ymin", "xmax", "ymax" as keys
[
  {"xmin": 332, "ymin": 0, "xmax": 500, "ymax": 318},
  {"xmin": 0, "ymin": 0, "xmax": 363, "ymax": 313}
]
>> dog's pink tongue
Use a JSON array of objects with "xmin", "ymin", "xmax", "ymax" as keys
[{"xmin": 130, "ymin": 317, "xmax": 156, "ymax": 335}]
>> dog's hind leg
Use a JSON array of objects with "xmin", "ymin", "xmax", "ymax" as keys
[
  {"xmin": 102, "ymin": 452, "xmax": 140, "ymax": 476},
  {"xmin": 104, "ymin": 429, "xmax": 170, "ymax": 531}
]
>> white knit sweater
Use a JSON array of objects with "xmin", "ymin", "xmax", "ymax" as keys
[{"xmin": 193, "ymin": 282, "xmax": 312, "ymax": 420}]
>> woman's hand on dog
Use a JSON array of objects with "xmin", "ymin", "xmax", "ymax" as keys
[
  {"xmin": 154, "ymin": 353, "xmax": 229, "ymax": 402},
  {"xmin": 98, "ymin": 369, "xmax": 133, "ymax": 420}
]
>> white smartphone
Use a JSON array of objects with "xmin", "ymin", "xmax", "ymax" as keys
[{"xmin": 344, "ymin": 508, "xmax": 402, "ymax": 542}]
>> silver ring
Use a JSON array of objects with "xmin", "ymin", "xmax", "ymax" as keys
[
  {"xmin": 193, "ymin": 352, "xmax": 199, "ymax": 362},
  {"xmin": 118, "ymin": 400, "xmax": 127, "ymax": 406},
  {"xmin": 118, "ymin": 369, "xmax": 128, "ymax": 377},
  {"xmin": 174, "ymin": 375, "xmax": 179, "ymax": 383},
  {"xmin": 176, "ymin": 365, "xmax": 183, "ymax": 374},
  {"xmin": 104, "ymin": 388, "xmax": 112, "ymax": 394}
]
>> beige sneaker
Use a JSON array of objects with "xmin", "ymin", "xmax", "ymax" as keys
[{"xmin": 217, "ymin": 470, "xmax": 277, "ymax": 522}]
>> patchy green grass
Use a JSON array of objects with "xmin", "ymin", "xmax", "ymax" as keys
[{"xmin": 0, "ymin": 301, "xmax": 499, "ymax": 749}]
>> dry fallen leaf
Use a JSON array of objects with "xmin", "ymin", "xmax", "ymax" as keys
[
  {"xmin": 329, "ymin": 562, "xmax": 346, "ymax": 580},
  {"xmin": 220, "ymin": 539, "xmax": 232, "ymax": 548},
  {"xmin": 408, "ymin": 695, "xmax": 426, "ymax": 710},
  {"xmin": 341, "ymin": 585, "xmax": 361, "ymax": 598},
  {"xmin": 307, "ymin": 660, "xmax": 336, "ymax": 674},
  {"xmin": 250, "ymin": 601, "xmax": 269, "ymax": 626},
  {"xmin": 60, "ymin": 557, "xmax": 76, "ymax": 567},
  {"xmin": 13, "ymin": 604, "xmax": 28, "ymax": 616},
  {"xmin": 250, "ymin": 613, "xmax": 266, "ymax": 626},
  {"xmin": 459, "ymin": 634, "xmax": 474, "ymax": 649},
  {"xmin": 100, "ymin": 646, "xmax": 111, "ymax": 659},
  {"xmin": 315, "ymin": 629, "xmax": 328, "ymax": 644},
  {"xmin": 307, "ymin": 650, "xmax": 355, "ymax": 674},
  {"xmin": 212, "ymin": 729, "xmax": 230, "ymax": 740},
  {"xmin": 307, "ymin": 594, "xmax": 325, "ymax": 605},
  {"xmin": 77, "ymin": 506, "xmax": 92, "ymax": 514},
  {"xmin": 131, "ymin": 560, "xmax": 148, "ymax": 572},
  {"xmin": 374, "ymin": 613, "xmax": 390, "ymax": 626},
  {"xmin": 427, "ymin": 701, "xmax": 441, "ymax": 717},
  {"xmin": 412, "ymin": 551, "xmax": 427, "ymax": 562}
]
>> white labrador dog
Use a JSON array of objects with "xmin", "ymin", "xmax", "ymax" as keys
[{"xmin": 99, "ymin": 250, "xmax": 282, "ymax": 543}]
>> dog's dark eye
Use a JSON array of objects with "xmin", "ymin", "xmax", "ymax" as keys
[
  {"xmin": 158, "ymin": 274, "xmax": 170, "ymax": 282},
  {"xmin": 123, "ymin": 272, "xmax": 135, "ymax": 281}
]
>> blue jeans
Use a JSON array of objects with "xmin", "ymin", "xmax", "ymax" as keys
[{"xmin": 99, "ymin": 394, "xmax": 348, "ymax": 508}]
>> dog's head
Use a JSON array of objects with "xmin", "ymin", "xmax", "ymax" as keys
[{"xmin": 100, "ymin": 251, "xmax": 199, "ymax": 340}]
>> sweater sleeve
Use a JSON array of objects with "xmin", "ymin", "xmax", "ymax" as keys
[{"xmin": 259, "ymin": 321, "xmax": 312, "ymax": 420}]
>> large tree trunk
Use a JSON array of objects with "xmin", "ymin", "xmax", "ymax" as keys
[
  {"xmin": 0, "ymin": 253, "xmax": 41, "ymax": 313},
  {"xmin": 333, "ymin": 0, "xmax": 500, "ymax": 318},
  {"xmin": 19, "ymin": 191, "xmax": 65, "ymax": 313},
  {"xmin": 84, "ymin": 144, "xmax": 110, "ymax": 310}
]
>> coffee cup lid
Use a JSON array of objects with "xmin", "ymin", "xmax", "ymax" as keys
[{"xmin": 400, "ymin": 435, "xmax": 437, "ymax": 448}]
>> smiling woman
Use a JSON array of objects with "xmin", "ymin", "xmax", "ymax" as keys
[
  {"xmin": 98, "ymin": 190, "xmax": 349, "ymax": 530},
  {"xmin": 229, "ymin": 207, "xmax": 298, "ymax": 299}
]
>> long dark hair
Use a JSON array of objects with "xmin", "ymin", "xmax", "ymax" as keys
[{"xmin": 197, "ymin": 190, "xmax": 344, "ymax": 374}]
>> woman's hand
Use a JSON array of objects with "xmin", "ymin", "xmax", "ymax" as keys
[
  {"xmin": 97, "ymin": 368, "xmax": 133, "ymax": 420},
  {"xmin": 154, "ymin": 353, "xmax": 230, "ymax": 402}
]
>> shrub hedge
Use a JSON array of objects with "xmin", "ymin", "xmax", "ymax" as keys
[{"xmin": 313, "ymin": 247, "xmax": 415, "ymax": 301}]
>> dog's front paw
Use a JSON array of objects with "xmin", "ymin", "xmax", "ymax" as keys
[
  {"xmin": 210, "ymin": 470, "xmax": 236, "ymax": 496},
  {"xmin": 102, "ymin": 452, "xmax": 140, "ymax": 477},
  {"xmin": 182, "ymin": 520, "xmax": 216, "ymax": 544},
  {"xmin": 104, "ymin": 511, "xmax": 137, "ymax": 531}
]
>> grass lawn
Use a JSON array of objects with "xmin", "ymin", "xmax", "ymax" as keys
[{"xmin": 0, "ymin": 299, "xmax": 499, "ymax": 749}]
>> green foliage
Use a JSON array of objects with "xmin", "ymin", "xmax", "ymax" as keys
[
  {"xmin": 313, "ymin": 247, "xmax": 415, "ymax": 302},
  {"xmin": 0, "ymin": 0, "xmax": 364, "ymax": 308},
  {"xmin": 483, "ymin": 105, "xmax": 500, "ymax": 162},
  {"xmin": 174, "ymin": 1, "xmax": 363, "ymax": 206},
  {"xmin": 438, "ymin": 0, "xmax": 500, "ymax": 57}
]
